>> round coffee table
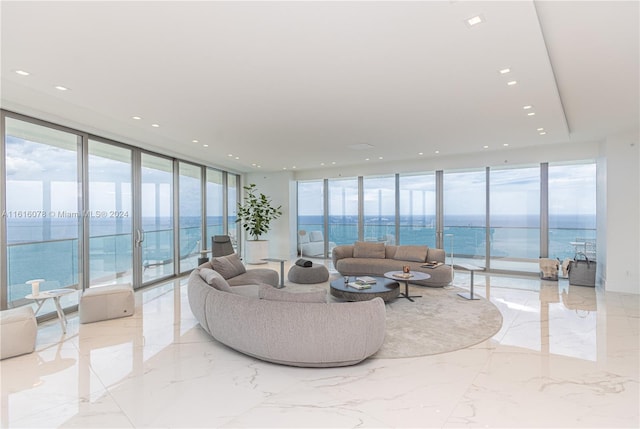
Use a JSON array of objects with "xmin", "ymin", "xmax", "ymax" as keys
[
  {"xmin": 330, "ymin": 276, "xmax": 399, "ymax": 302},
  {"xmin": 384, "ymin": 271, "xmax": 431, "ymax": 302}
]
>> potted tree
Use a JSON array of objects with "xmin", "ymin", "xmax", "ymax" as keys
[{"xmin": 236, "ymin": 183, "xmax": 283, "ymax": 264}]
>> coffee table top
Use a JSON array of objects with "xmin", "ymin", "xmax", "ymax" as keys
[
  {"xmin": 330, "ymin": 276, "xmax": 399, "ymax": 302},
  {"xmin": 384, "ymin": 271, "xmax": 431, "ymax": 282}
]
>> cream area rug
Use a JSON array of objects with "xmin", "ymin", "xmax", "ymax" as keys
[{"xmin": 284, "ymin": 278, "xmax": 503, "ymax": 359}]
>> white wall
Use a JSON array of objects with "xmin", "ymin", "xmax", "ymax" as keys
[{"xmin": 601, "ymin": 132, "xmax": 640, "ymax": 294}]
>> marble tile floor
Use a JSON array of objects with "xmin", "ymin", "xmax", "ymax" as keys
[{"xmin": 1, "ymin": 265, "xmax": 638, "ymax": 428}]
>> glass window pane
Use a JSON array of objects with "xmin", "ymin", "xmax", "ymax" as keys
[
  {"xmin": 88, "ymin": 140, "xmax": 133, "ymax": 286},
  {"xmin": 179, "ymin": 162, "xmax": 202, "ymax": 272},
  {"xmin": 399, "ymin": 173, "xmax": 436, "ymax": 246},
  {"xmin": 206, "ymin": 168, "xmax": 224, "ymax": 245},
  {"xmin": 141, "ymin": 153, "xmax": 174, "ymax": 282},
  {"xmin": 297, "ymin": 180, "xmax": 326, "ymax": 256},
  {"xmin": 490, "ymin": 166, "xmax": 540, "ymax": 272},
  {"xmin": 363, "ymin": 176, "xmax": 396, "ymax": 244},
  {"xmin": 328, "ymin": 178, "xmax": 359, "ymax": 246},
  {"xmin": 227, "ymin": 174, "xmax": 239, "ymax": 251},
  {"xmin": 549, "ymin": 163, "xmax": 597, "ymax": 261},
  {"xmin": 444, "ymin": 170, "xmax": 486, "ymax": 266},
  {"xmin": 4, "ymin": 117, "xmax": 80, "ymax": 312}
]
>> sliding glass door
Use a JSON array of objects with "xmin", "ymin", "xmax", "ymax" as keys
[
  {"xmin": 178, "ymin": 162, "xmax": 202, "ymax": 272},
  {"xmin": 140, "ymin": 153, "xmax": 174, "ymax": 283},
  {"xmin": 88, "ymin": 140, "xmax": 133, "ymax": 286}
]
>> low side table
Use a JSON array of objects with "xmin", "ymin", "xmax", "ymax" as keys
[
  {"xmin": 261, "ymin": 258, "xmax": 286, "ymax": 288},
  {"xmin": 384, "ymin": 271, "xmax": 430, "ymax": 302},
  {"xmin": 455, "ymin": 263, "xmax": 483, "ymax": 300},
  {"xmin": 25, "ymin": 288, "xmax": 76, "ymax": 333}
]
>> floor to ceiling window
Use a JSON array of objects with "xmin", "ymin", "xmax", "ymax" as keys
[
  {"xmin": 328, "ymin": 178, "xmax": 359, "ymax": 246},
  {"xmin": 178, "ymin": 162, "xmax": 202, "ymax": 272},
  {"xmin": 443, "ymin": 170, "xmax": 487, "ymax": 266},
  {"xmin": 2, "ymin": 111, "xmax": 245, "ymax": 312},
  {"xmin": 4, "ymin": 117, "xmax": 81, "ymax": 312},
  {"xmin": 489, "ymin": 166, "xmax": 540, "ymax": 272},
  {"xmin": 140, "ymin": 153, "xmax": 174, "ymax": 283},
  {"xmin": 363, "ymin": 176, "xmax": 396, "ymax": 244},
  {"xmin": 88, "ymin": 139, "xmax": 133, "ymax": 286},
  {"xmin": 548, "ymin": 162, "xmax": 597, "ymax": 261},
  {"xmin": 227, "ymin": 173, "xmax": 240, "ymax": 252},
  {"xmin": 398, "ymin": 173, "xmax": 436, "ymax": 247},
  {"xmin": 297, "ymin": 180, "xmax": 326, "ymax": 255},
  {"xmin": 206, "ymin": 168, "xmax": 224, "ymax": 247}
]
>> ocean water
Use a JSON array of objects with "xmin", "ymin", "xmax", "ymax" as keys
[{"xmin": 6, "ymin": 214, "xmax": 595, "ymax": 300}]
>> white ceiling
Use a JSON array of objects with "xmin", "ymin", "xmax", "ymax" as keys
[{"xmin": 1, "ymin": 1, "xmax": 638, "ymax": 173}]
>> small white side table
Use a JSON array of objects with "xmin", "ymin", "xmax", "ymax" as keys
[
  {"xmin": 25, "ymin": 289, "xmax": 76, "ymax": 333},
  {"xmin": 455, "ymin": 263, "xmax": 483, "ymax": 300},
  {"xmin": 261, "ymin": 258, "xmax": 287, "ymax": 288}
]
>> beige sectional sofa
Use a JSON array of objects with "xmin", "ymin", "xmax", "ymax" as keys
[
  {"xmin": 187, "ymin": 254, "xmax": 386, "ymax": 367},
  {"xmin": 333, "ymin": 242, "xmax": 453, "ymax": 287}
]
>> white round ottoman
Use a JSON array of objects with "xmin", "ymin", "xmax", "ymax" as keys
[{"xmin": 287, "ymin": 264, "xmax": 330, "ymax": 284}]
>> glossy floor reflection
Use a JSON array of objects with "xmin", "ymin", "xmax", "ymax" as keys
[{"xmin": 1, "ymin": 267, "xmax": 638, "ymax": 428}]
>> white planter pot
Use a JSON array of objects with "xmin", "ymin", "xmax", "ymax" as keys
[{"xmin": 245, "ymin": 240, "xmax": 269, "ymax": 264}]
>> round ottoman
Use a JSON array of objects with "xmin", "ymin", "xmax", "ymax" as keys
[{"xmin": 287, "ymin": 264, "xmax": 330, "ymax": 284}]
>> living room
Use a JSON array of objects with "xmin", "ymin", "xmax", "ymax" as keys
[{"xmin": 1, "ymin": 1, "xmax": 639, "ymax": 427}]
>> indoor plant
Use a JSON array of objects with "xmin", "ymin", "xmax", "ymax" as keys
[{"xmin": 236, "ymin": 183, "xmax": 282, "ymax": 263}]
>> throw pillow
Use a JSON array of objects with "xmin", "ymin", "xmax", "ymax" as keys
[
  {"xmin": 353, "ymin": 241, "xmax": 386, "ymax": 259},
  {"xmin": 393, "ymin": 245, "xmax": 429, "ymax": 263},
  {"xmin": 210, "ymin": 253, "xmax": 246, "ymax": 279},
  {"xmin": 258, "ymin": 286, "xmax": 327, "ymax": 303},
  {"xmin": 199, "ymin": 268, "xmax": 232, "ymax": 292}
]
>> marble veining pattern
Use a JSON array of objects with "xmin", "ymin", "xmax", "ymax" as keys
[{"xmin": 1, "ymin": 264, "xmax": 638, "ymax": 428}]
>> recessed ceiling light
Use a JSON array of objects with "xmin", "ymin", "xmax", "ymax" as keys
[
  {"xmin": 483, "ymin": 145, "xmax": 489, "ymax": 149},
  {"xmin": 523, "ymin": 105, "xmax": 533, "ymax": 110},
  {"xmin": 435, "ymin": 150, "xmax": 440, "ymax": 154},
  {"xmin": 539, "ymin": 131, "xmax": 547, "ymax": 135},
  {"xmin": 498, "ymin": 68, "xmax": 511, "ymax": 74},
  {"xmin": 465, "ymin": 15, "xmax": 485, "ymax": 27},
  {"xmin": 320, "ymin": 162, "xmax": 325, "ymax": 166},
  {"xmin": 378, "ymin": 156, "xmax": 383, "ymax": 160},
  {"xmin": 151, "ymin": 123, "xmax": 160, "ymax": 127},
  {"xmin": 15, "ymin": 70, "xmax": 30, "ymax": 76},
  {"xmin": 503, "ymin": 143, "xmax": 509, "ymax": 147},
  {"xmin": 527, "ymin": 112, "xmax": 536, "ymax": 116},
  {"xmin": 55, "ymin": 85, "xmax": 68, "ymax": 91},
  {"xmin": 331, "ymin": 161, "xmax": 336, "ymax": 165},
  {"xmin": 251, "ymin": 163, "xmax": 257, "ymax": 167},
  {"xmin": 507, "ymin": 80, "xmax": 517, "ymax": 86},
  {"xmin": 282, "ymin": 167, "xmax": 287, "ymax": 170},
  {"xmin": 132, "ymin": 116, "xmax": 142, "ymax": 120},
  {"xmin": 292, "ymin": 166, "xmax": 297, "ymax": 169},
  {"xmin": 537, "ymin": 127, "xmax": 544, "ymax": 131},
  {"xmin": 235, "ymin": 156, "xmax": 239, "ymax": 160},
  {"xmin": 365, "ymin": 158, "xmax": 370, "ymax": 161},
  {"xmin": 257, "ymin": 165, "xmax": 261, "ymax": 168},
  {"xmin": 418, "ymin": 152, "xmax": 424, "ymax": 156},
  {"xmin": 227, "ymin": 154, "xmax": 233, "ymax": 157},
  {"xmin": 203, "ymin": 144, "xmax": 209, "ymax": 148},
  {"xmin": 192, "ymin": 139, "xmax": 199, "ymax": 143}
]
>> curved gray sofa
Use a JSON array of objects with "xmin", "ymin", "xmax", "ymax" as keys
[
  {"xmin": 187, "ymin": 268, "xmax": 386, "ymax": 367},
  {"xmin": 333, "ymin": 242, "xmax": 453, "ymax": 287}
]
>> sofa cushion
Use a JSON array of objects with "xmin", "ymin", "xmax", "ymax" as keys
[
  {"xmin": 211, "ymin": 253, "xmax": 246, "ymax": 279},
  {"xmin": 353, "ymin": 241, "xmax": 386, "ymax": 259},
  {"xmin": 393, "ymin": 245, "xmax": 429, "ymax": 263},
  {"xmin": 309, "ymin": 231, "xmax": 324, "ymax": 242},
  {"xmin": 258, "ymin": 286, "xmax": 327, "ymax": 303},
  {"xmin": 199, "ymin": 267, "xmax": 232, "ymax": 292}
]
